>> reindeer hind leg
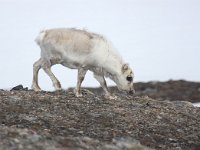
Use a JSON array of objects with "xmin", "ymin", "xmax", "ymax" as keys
[{"xmin": 32, "ymin": 58, "xmax": 42, "ymax": 91}]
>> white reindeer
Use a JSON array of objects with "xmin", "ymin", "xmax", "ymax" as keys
[{"xmin": 32, "ymin": 28, "xmax": 135, "ymax": 99}]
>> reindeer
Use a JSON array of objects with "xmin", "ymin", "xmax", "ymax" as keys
[{"xmin": 32, "ymin": 28, "xmax": 135, "ymax": 99}]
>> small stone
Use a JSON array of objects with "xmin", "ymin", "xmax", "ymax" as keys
[
  {"xmin": 13, "ymin": 138, "xmax": 20, "ymax": 143},
  {"xmin": 157, "ymin": 115, "xmax": 162, "ymax": 119},
  {"xmin": 11, "ymin": 85, "xmax": 24, "ymax": 91},
  {"xmin": 77, "ymin": 131, "xmax": 84, "ymax": 134},
  {"xmin": 168, "ymin": 138, "xmax": 177, "ymax": 143},
  {"xmin": 29, "ymin": 134, "xmax": 41, "ymax": 143}
]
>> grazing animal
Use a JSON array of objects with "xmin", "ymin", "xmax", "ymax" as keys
[{"xmin": 32, "ymin": 28, "xmax": 135, "ymax": 99}]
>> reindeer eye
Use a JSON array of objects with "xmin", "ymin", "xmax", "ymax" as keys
[{"xmin": 126, "ymin": 76, "xmax": 133, "ymax": 82}]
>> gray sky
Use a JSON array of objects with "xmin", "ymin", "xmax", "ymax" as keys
[{"xmin": 0, "ymin": 0, "xmax": 200, "ymax": 90}]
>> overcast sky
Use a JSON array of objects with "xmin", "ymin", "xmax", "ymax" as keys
[{"xmin": 0, "ymin": 0, "xmax": 200, "ymax": 90}]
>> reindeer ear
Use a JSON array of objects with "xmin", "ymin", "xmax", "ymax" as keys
[{"xmin": 122, "ymin": 64, "xmax": 129, "ymax": 73}]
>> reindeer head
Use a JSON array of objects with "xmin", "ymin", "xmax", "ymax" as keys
[{"xmin": 114, "ymin": 64, "xmax": 135, "ymax": 94}]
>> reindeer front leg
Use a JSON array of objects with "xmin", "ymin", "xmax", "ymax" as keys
[
  {"xmin": 75, "ymin": 68, "xmax": 87, "ymax": 97},
  {"xmin": 94, "ymin": 74, "xmax": 117, "ymax": 100}
]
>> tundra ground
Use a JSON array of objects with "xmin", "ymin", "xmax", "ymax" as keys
[{"xmin": 0, "ymin": 80, "xmax": 200, "ymax": 150}]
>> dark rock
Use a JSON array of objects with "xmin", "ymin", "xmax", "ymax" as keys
[
  {"xmin": 11, "ymin": 85, "xmax": 28, "ymax": 91},
  {"xmin": 11, "ymin": 85, "xmax": 23, "ymax": 91}
]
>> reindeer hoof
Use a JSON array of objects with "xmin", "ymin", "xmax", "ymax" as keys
[
  {"xmin": 76, "ymin": 92, "xmax": 83, "ymax": 97},
  {"xmin": 74, "ymin": 89, "xmax": 83, "ymax": 97},
  {"xmin": 31, "ymin": 84, "xmax": 42, "ymax": 92},
  {"xmin": 104, "ymin": 94, "xmax": 117, "ymax": 100},
  {"xmin": 55, "ymin": 87, "xmax": 62, "ymax": 91}
]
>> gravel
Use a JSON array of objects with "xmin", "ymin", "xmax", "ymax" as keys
[{"xmin": 0, "ymin": 81, "xmax": 200, "ymax": 150}]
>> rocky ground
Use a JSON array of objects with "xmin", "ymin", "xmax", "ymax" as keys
[
  {"xmin": 87, "ymin": 80, "xmax": 200, "ymax": 103},
  {"xmin": 0, "ymin": 80, "xmax": 200, "ymax": 150}
]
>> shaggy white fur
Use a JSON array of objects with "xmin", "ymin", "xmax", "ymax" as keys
[{"xmin": 32, "ymin": 28, "xmax": 135, "ymax": 99}]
